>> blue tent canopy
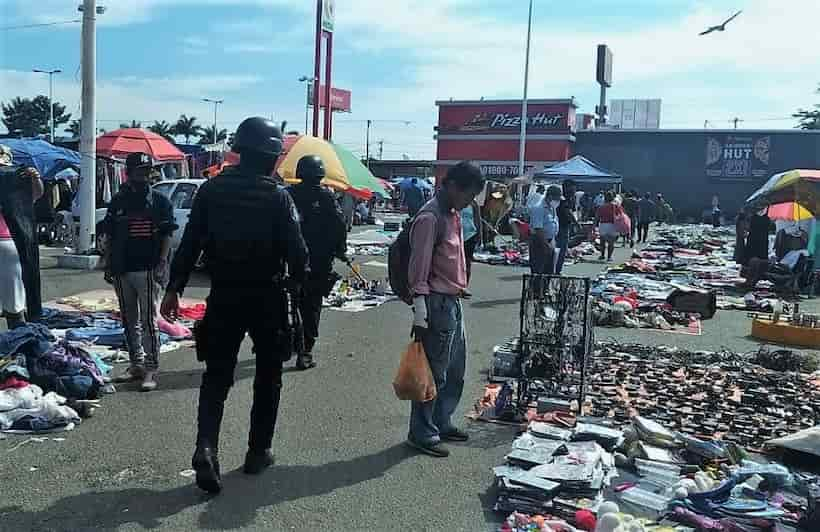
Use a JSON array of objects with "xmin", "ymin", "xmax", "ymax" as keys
[
  {"xmin": 0, "ymin": 138, "xmax": 81, "ymax": 180},
  {"xmin": 533, "ymin": 155, "xmax": 622, "ymax": 185}
]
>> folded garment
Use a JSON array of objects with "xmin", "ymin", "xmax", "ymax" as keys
[
  {"xmin": 27, "ymin": 341, "xmax": 105, "ymax": 399},
  {"xmin": 0, "ymin": 387, "xmax": 80, "ymax": 430},
  {"xmin": 0, "ymin": 323, "xmax": 54, "ymax": 359},
  {"xmin": 179, "ymin": 304, "xmax": 206, "ymax": 321},
  {"xmin": 65, "ymin": 326, "xmax": 125, "ymax": 348},
  {"xmin": 158, "ymin": 317, "xmax": 192, "ymax": 340},
  {"xmin": 36, "ymin": 307, "xmax": 94, "ymax": 329},
  {"xmin": 0, "ymin": 376, "xmax": 29, "ymax": 390},
  {"xmin": 0, "ymin": 383, "xmax": 43, "ymax": 412}
]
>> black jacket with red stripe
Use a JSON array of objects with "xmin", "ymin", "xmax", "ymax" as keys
[{"xmin": 97, "ymin": 182, "xmax": 177, "ymax": 275}]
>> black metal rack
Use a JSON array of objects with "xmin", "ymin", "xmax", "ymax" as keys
[{"xmin": 515, "ymin": 274, "xmax": 594, "ymax": 414}]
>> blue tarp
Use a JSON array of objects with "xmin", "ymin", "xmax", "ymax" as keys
[
  {"xmin": 0, "ymin": 138, "xmax": 81, "ymax": 180},
  {"xmin": 533, "ymin": 155, "xmax": 622, "ymax": 184}
]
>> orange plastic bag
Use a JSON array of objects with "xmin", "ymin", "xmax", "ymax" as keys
[{"xmin": 393, "ymin": 341, "xmax": 437, "ymax": 402}]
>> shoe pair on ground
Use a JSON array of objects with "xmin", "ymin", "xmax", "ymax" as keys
[
  {"xmin": 192, "ymin": 447, "xmax": 274, "ymax": 494},
  {"xmin": 113, "ymin": 366, "xmax": 157, "ymax": 392},
  {"xmin": 406, "ymin": 428, "xmax": 469, "ymax": 458}
]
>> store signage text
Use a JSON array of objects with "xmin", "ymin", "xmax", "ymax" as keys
[{"xmin": 489, "ymin": 113, "xmax": 564, "ymax": 129}]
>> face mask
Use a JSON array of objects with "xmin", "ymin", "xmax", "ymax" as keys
[{"xmin": 550, "ymin": 200, "xmax": 561, "ymax": 208}]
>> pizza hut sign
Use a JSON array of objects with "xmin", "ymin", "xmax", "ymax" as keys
[
  {"xmin": 455, "ymin": 111, "xmax": 565, "ymax": 132},
  {"xmin": 490, "ymin": 112, "xmax": 564, "ymax": 129}
]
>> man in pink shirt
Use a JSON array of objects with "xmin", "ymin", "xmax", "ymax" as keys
[{"xmin": 406, "ymin": 161, "xmax": 485, "ymax": 457}]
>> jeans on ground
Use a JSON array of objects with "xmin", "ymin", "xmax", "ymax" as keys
[{"xmin": 409, "ymin": 293, "xmax": 466, "ymax": 445}]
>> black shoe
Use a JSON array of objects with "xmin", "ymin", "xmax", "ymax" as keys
[
  {"xmin": 296, "ymin": 353, "xmax": 316, "ymax": 370},
  {"xmin": 192, "ymin": 447, "xmax": 222, "ymax": 494},
  {"xmin": 441, "ymin": 428, "xmax": 469, "ymax": 442},
  {"xmin": 243, "ymin": 449, "xmax": 275, "ymax": 475},
  {"xmin": 406, "ymin": 437, "xmax": 450, "ymax": 457}
]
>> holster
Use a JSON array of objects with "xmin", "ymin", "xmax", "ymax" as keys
[{"xmin": 193, "ymin": 318, "xmax": 209, "ymax": 362}]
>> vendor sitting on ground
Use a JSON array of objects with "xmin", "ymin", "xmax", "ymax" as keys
[{"xmin": 741, "ymin": 223, "xmax": 810, "ymax": 288}]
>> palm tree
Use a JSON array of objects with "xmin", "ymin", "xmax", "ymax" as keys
[
  {"xmin": 198, "ymin": 125, "xmax": 228, "ymax": 145},
  {"xmin": 148, "ymin": 120, "xmax": 175, "ymax": 142},
  {"xmin": 119, "ymin": 120, "xmax": 142, "ymax": 129},
  {"xmin": 173, "ymin": 114, "xmax": 202, "ymax": 143}
]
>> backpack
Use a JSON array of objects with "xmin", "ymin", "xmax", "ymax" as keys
[{"xmin": 388, "ymin": 208, "xmax": 445, "ymax": 305}]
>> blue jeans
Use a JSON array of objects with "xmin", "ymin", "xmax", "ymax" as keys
[
  {"xmin": 555, "ymin": 233, "xmax": 569, "ymax": 275},
  {"xmin": 409, "ymin": 293, "xmax": 466, "ymax": 445}
]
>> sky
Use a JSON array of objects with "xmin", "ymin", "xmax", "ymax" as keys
[{"xmin": 1, "ymin": 0, "xmax": 819, "ymax": 160}]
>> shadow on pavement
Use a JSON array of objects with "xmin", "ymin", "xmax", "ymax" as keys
[
  {"xmin": 0, "ymin": 444, "xmax": 412, "ymax": 531},
  {"xmin": 470, "ymin": 298, "xmax": 520, "ymax": 309}
]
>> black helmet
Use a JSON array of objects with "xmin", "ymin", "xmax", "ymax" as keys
[
  {"xmin": 231, "ymin": 117, "xmax": 283, "ymax": 157},
  {"xmin": 296, "ymin": 155, "xmax": 325, "ymax": 183}
]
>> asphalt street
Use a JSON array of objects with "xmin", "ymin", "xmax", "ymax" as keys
[{"xmin": 1, "ymin": 240, "xmax": 817, "ymax": 532}]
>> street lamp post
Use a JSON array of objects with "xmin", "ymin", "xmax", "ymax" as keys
[
  {"xmin": 518, "ymin": 0, "xmax": 534, "ymax": 177},
  {"xmin": 298, "ymin": 76, "xmax": 313, "ymax": 134},
  {"xmin": 32, "ymin": 68, "xmax": 62, "ymax": 141},
  {"xmin": 203, "ymin": 98, "xmax": 223, "ymax": 165}
]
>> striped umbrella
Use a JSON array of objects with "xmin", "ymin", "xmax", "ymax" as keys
[
  {"xmin": 766, "ymin": 202, "xmax": 814, "ymax": 221},
  {"xmin": 746, "ymin": 169, "xmax": 820, "ymax": 215},
  {"xmin": 276, "ymin": 135, "xmax": 388, "ymax": 198}
]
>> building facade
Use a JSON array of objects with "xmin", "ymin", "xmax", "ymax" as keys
[
  {"xmin": 434, "ymin": 99, "xmax": 578, "ymax": 180},
  {"xmin": 575, "ymin": 129, "xmax": 820, "ymax": 217}
]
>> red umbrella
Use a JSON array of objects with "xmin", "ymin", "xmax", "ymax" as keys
[{"xmin": 96, "ymin": 128, "xmax": 186, "ymax": 162}]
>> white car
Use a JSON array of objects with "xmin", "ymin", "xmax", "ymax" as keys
[{"xmin": 152, "ymin": 179, "xmax": 206, "ymax": 257}]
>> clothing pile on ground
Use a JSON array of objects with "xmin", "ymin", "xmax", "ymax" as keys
[
  {"xmin": 0, "ymin": 323, "xmax": 106, "ymax": 434},
  {"xmin": 480, "ymin": 339, "xmax": 820, "ymax": 531},
  {"xmin": 323, "ymin": 277, "xmax": 395, "ymax": 312}
]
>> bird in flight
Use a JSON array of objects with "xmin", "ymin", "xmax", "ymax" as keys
[{"xmin": 699, "ymin": 10, "xmax": 742, "ymax": 36}]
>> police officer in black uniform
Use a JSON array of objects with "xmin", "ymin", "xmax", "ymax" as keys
[
  {"xmin": 160, "ymin": 117, "xmax": 309, "ymax": 494},
  {"xmin": 287, "ymin": 155, "xmax": 347, "ymax": 370}
]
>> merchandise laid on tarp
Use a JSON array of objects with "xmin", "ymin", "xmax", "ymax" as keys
[
  {"xmin": 0, "ymin": 291, "xmax": 196, "ymax": 436},
  {"xmin": 476, "ymin": 275, "xmax": 819, "ymax": 531},
  {"xmin": 323, "ymin": 267, "xmax": 395, "ymax": 312},
  {"xmin": 43, "ymin": 289, "xmax": 198, "ymax": 363},
  {"xmin": 589, "ymin": 224, "xmax": 795, "ymax": 334}
]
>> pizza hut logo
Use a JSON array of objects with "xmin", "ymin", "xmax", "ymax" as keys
[{"xmin": 488, "ymin": 112, "xmax": 564, "ymax": 129}]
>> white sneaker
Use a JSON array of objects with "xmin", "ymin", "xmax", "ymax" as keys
[
  {"xmin": 140, "ymin": 371, "xmax": 158, "ymax": 392},
  {"xmin": 114, "ymin": 366, "xmax": 145, "ymax": 383}
]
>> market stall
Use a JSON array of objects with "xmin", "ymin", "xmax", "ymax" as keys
[{"xmin": 474, "ymin": 274, "xmax": 820, "ymax": 531}]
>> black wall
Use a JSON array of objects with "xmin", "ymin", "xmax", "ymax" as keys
[{"xmin": 575, "ymin": 130, "xmax": 820, "ymax": 218}]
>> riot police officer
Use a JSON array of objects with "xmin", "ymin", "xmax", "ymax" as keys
[
  {"xmin": 160, "ymin": 117, "xmax": 309, "ymax": 494},
  {"xmin": 286, "ymin": 155, "xmax": 347, "ymax": 370}
]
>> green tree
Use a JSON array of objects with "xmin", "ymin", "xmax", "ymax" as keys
[
  {"xmin": 794, "ymin": 84, "xmax": 820, "ymax": 130},
  {"xmin": 198, "ymin": 125, "xmax": 228, "ymax": 145},
  {"xmin": 148, "ymin": 120, "xmax": 175, "ymax": 141},
  {"xmin": 173, "ymin": 114, "xmax": 202, "ymax": 143},
  {"xmin": 1, "ymin": 95, "xmax": 71, "ymax": 137},
  {"xmin": 119, "ymin": 120, "xmax": 142, "ymax": 129}
]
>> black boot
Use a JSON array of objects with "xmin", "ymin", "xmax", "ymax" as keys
[
  {"xmin": 192, "ymin": 447, "xmax": 222, "ymax": 494},
  {"xmin": 243, "ymin": 449, "xmax": 275, "ymax": 474},
  {"xmin": 296, "ymin": 352, "xmax": 316, "ymax": 370}
]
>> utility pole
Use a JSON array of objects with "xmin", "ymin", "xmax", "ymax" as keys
[
  {"xmin": 518, "ymin": 0, "xmax": 534, "ymax": 177},
  {"xmin": 703, "ymin": 120, "xmax": 709, "ymax": 129},
  {"xmin": 33, "ymin": 68, "xmax": 62, "ymax": 141},
  {"xmin": 203, "ymin": 98, "xmax": 223, "ymax": 165},
  {"xmin": 77, "ymin": 0, "xmax": 103, "ymax": 255},
  {"xmin": 298, "ymin": 75, "xmax": 312, "ymax": 134},
  {"xmin": 732, "ymin": 117, "xmax": 741, "ymax": 129},
  {"xmin": 377, "ymin": 139, "xmax": 384, "ymax": 160},
  {"xmin": 365, "ymin": 119, "xmax": 371, "ymax": 169}
]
